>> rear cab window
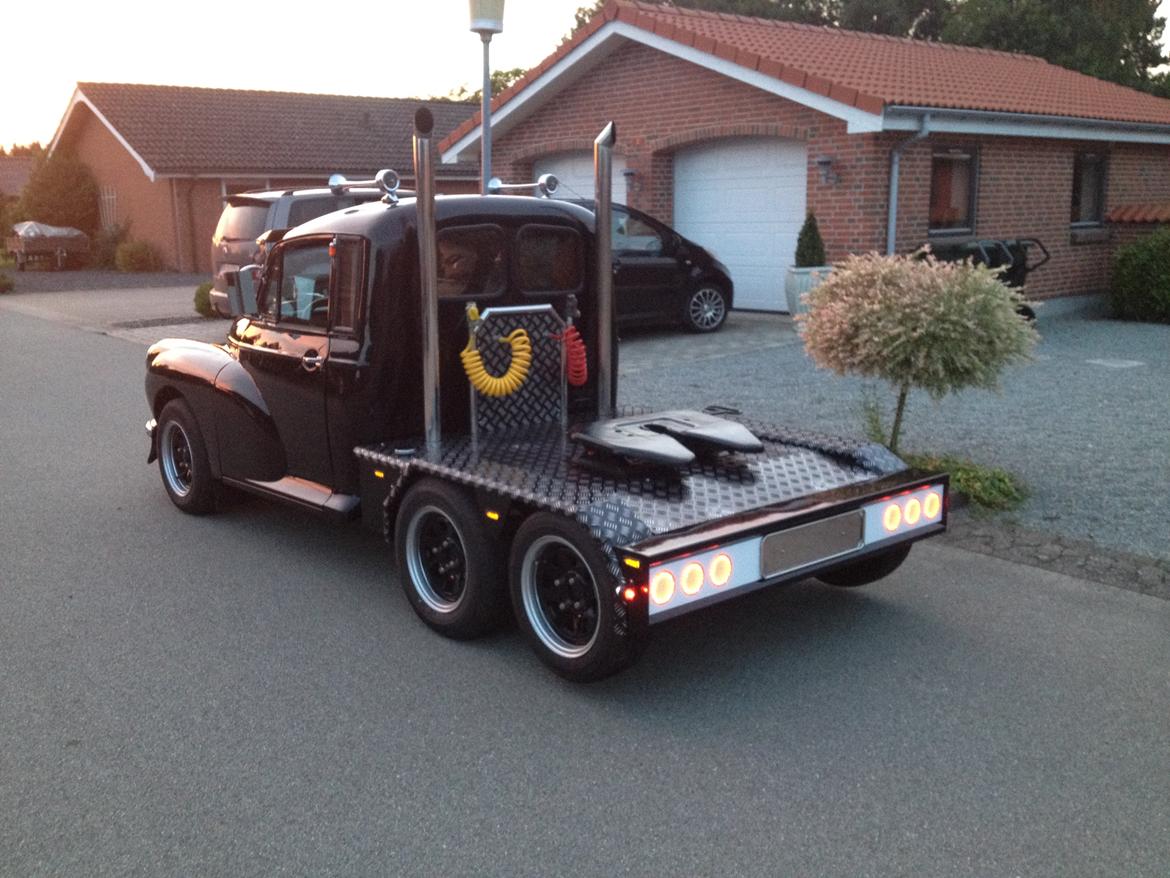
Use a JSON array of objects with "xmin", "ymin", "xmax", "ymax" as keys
[
  {"xmin": 436, "ymin": 225, "xmax": 507, "ymax": 299},
  {"xmin": 516, "ymin": 225, "xmax": 585, "ymax": 294}
]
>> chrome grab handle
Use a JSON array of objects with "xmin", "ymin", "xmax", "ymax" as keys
[{"xmin": 301, "ymin": 351, "xmax": 323, "ymax": 372}]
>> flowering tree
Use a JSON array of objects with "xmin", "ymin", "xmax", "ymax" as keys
[{"xmin": 798, "ymin": 251, "xmax": 1038, "ymax": 452}]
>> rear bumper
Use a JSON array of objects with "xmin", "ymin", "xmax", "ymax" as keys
[{"xmin": 621, "ymin": 470, "xmax": 948, "ymax": 624}]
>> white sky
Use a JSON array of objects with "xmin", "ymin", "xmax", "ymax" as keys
[
  {"xmin": 4, "ymin": 0, "xmax": 1170, "ymax": 152},
  {"xmin": 2, "ymin": 0, "xmax": 586, "ymax": 151}
]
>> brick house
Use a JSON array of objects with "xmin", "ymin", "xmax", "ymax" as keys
[
  {"xmin": 440, "ymin": 0, "xmax": 1170, "ymax": 310},
  {"xmin": 49, "ymin": 83, "xmax": 478, "ymax": 273}
]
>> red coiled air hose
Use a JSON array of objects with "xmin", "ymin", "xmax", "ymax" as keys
[{"xmin": 558, "ymin": 325, "xmax": 589, "ymax": 387}]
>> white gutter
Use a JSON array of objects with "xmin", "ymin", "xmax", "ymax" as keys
[{"xmin": 883, "ymin": 105, "xmax": 1170, "ymax": 145}]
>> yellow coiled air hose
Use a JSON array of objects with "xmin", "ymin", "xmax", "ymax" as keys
[{"xmin": 461, "ymin": 326, "xmax": 533, "ymax": 397}]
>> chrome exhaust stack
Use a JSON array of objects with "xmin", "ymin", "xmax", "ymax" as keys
[
  {"xmin": 594, "ymin": 122, "xmax": 616, "ymax": 418},
  {"xmin": 413, "ymin": 107, "xmax": 441, "ymax": 452}
]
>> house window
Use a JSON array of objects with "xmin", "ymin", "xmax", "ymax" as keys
[
  {"xmin": 99, "ymin": 185, "xmax": 118, "ymax": 230},
  {"xmin": 929, "ymin": 148, "xmax": 976, "ymax": 235},
  {"xmin": 1071, "ymin": 152, "xmax": 1106, "ymax": 226}
]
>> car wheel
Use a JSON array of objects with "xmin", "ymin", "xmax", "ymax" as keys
[
  {"xmin": 157, "ymin": 399, "xmax": 216, "ymax": 515},
  {"xmin": 817, "ymin": 545, "xmax": 911, "ymax": 588},
  {"xmin": 684, "ymin": 282, "xmax": 728, "ymax": 332},
  {"xmin": 395, "ymin": 478, "xmax": 505, "ymax": 639},
  {"xmin": 509, "ymin": 513, "xmax": 643, "ymax": 682}
]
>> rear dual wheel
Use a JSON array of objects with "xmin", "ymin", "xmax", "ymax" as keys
[{"xmin": 509, "ymin": 514, "xmax": 642, "ymax": 682}]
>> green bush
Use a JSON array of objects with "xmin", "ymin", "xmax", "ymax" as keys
[
  {"xmin": 794, "ymin": 212, "xmax": 827, "ymax": 267},
  {"xmin": 1110, "ymin": 227, "xmax": 1170, "ymax": 323},
  {"xmin": 801, "ymin": 250, "xmax": 1038, "ymax": 452},
  {"xmin": 194, "ymin": 281, "xmax": 214, "ymax": 317},
  {"xmin": 115, "ymin": 240, "xmax": 163, "ymax": 272},
  {"xmin": 904, "ymin": 453, "xmax": 1028, "ymax": 512},
  {"xmin": 17, "ymin": 153, "xmax": 101, "ymax": 236},
  {"xmin": 0, "ymin": 272, "xmax": 13, "ymax": 294},
  {"xmin": 91, "ymin": 223, "xmax": 130, "ymax": 269}
]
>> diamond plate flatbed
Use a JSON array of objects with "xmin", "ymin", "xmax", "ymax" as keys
[{"xmin": 355, "ymin": 414, "xmax": 916, "ymax": 569}]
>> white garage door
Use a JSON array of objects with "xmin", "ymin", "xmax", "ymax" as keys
[
  {"xmin": 534, "ymin": 152, "xmax": 627, "ymax": 203},
  {"xmin": 673, "ymin": 139, "xmax": 807, "ymax": 312}
]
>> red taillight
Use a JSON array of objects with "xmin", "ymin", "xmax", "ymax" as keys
[
  {"xmin": 904, "ymin": 497, "xmax": 922, "ymax": 525},
  {"xmin": 923, "ymin": 491, "xmax": 942, "ymax": 520},
  {"xmin": 680, "ymin": 562, "xmax": 704, "ymax": 596},
  {"xmin": 621, "ymin": 586, "xmax": 637, "ymax": 603},
  {"xmin": 709, "ymin": 554, "xmax": 732, "ymax": 587},
  {"xmin": 883, "ymin": 503, "xmax": 902, "ymax": 532},
  {"xmin": 650, "ymin": 570, "xmax": 675, "ymax": 605}
]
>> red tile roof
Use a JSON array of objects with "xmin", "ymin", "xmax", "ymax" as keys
[
  {"xmin": 1105, "ymin": 203, "xmax": 1170, "ymax": 223},
  {"xmin": 65, "ymin": 83, "xmax": 477, "ymax": 178},
  {"xmin": 441, "ymin": 0, "xmax": 1170, "ymax": 150}
]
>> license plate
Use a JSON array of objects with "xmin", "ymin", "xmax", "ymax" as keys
[{"xmin": 760, "ymin": 510, "xmax": 864, "ymax": 578}]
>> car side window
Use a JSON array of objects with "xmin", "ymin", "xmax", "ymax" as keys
[
  {"xmin": 613, "ymin": 209, "xmax": 663, "ymax": 256},
  {"xmin": 277, "ymin": 242, "xmax": 331, "ymax": 329}
]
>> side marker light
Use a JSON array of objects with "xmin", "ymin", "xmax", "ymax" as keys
[
  {"xmin": 374, "ymin": 470, "xmax": 385, "ymax": 479},
  {"xmin": 485, "ymin": 510, "xmax": 501, "ymax": 521},
  {"xmin": 623, "ymin": 557, "xmax": 642, "ymax": 570},
  {"xmin": 621, "ymin": 586, "xmax": 638, "ymax": 603}
]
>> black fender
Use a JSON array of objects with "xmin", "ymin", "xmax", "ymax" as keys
[{"xmin": 145, "ymin": 339, "xmax": 285, "ymax": 481}]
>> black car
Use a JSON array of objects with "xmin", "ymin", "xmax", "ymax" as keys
[{"xmin": 568, "ymin": 200, "xmax": 734, "ymax": 332}]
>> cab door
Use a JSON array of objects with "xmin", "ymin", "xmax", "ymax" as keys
[{"xmin": 235, "ymin": 238, "xmax": 334, "ymax": 487}]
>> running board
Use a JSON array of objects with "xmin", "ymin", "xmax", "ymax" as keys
[
  {"xmin": 573, "ymin": 409, "xmax": 764, "ymax": 466},
  {"xmin": 223, "ymin": 476, "xmax": 360, "ymax": 519}
]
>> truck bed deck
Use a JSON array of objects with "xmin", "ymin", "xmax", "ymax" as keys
[{"xmin": 356, "ymin": 413, "xmax": 913, "ymax": 557}]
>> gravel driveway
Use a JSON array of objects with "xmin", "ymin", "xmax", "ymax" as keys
[{"xmin": 620, "ymin": 298, "xmax": 1169, "ymax": 562}]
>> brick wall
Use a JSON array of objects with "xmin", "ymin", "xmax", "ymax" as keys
[{"xmin": 491, "ymin": 40, "xmax": 1170, "ymax": 299}]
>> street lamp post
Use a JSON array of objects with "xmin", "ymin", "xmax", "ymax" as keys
[{"xmin": 469, "ymin": 0, "xmax": 505, "ymax": 195}]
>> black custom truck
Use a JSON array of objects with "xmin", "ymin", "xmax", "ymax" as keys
[{"xmin": 145, "ymin": 111, "xmax": 947, "ymax": 681}]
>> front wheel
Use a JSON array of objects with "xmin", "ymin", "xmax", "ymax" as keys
[
  {"xmin": 817, "ymin": 545, "xmax": 911, "ymax": 588},
  {"xmin": 684, "ymin": 282, "xmax": 728, "ymax": 333},
  {"xmin": 509, "ymin": 514, "xmax": 643, "ymax": 682},
  {"xmin": 394, "ymin": 478, "xmax": 505, "ymax": 639},
  {"xmin": 157, "ymin": 399, "xmax": 216, "ymax": 514}
]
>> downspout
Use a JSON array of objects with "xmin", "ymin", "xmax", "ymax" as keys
[
  {"xmin": 886, "ymin": 113, "xmax": 931, "ymax": 255},
  {"xmin": 184, "ymin": 179, "xmax": 198, "ymax": 272},
  {"xmin": 169, "ymin": 179, "xmax": 183, "ymax": 271}
]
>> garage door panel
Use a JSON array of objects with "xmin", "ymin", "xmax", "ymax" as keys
[
  {"xmin": 674, "ymin": 138, "xmax": 806, "ymax": 312},
  {"xmin": 533, "ymin": 152, "xmax": 627, "ymax": 203}
]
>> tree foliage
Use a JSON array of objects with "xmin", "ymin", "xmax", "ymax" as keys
[
  {"xmin": 447, "ymin": 67, "xmax": 529, "ymax": 102},
  {"xmin": 942, "ymin": 0, "xmax": 1166, "ymax": 90},
  {"xmin": 800, "ymin": 251, "xmax": 1037, "ymax": 451},
  {"xmin": 16, "ymin": 152, "xmax": 100, "ymax": 236}
]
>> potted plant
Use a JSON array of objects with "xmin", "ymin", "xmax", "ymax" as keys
[{"xmin": 785, "ymin": 212, "xmax": 831, "ymax": 315}]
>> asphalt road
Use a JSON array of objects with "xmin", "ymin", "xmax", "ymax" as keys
[{"xmin": 0, "ymin": 300, "xmax": 1168, "ymax": 875}]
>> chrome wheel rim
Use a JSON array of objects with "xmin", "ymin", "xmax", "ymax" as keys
[
  {"xmin": 521, "ymin": 535, "xmax": 600, "ymax": 659},
  {"xmin": 405, "ymin": 506, "xmax": 468, "ymax": 612},
  {"xmin": 689, "ymin": 287, "xmax": 725, "ymax": 330},
  {"xmin": 160, "ymin": 420, "xmax": 193, "ymax": 498}
]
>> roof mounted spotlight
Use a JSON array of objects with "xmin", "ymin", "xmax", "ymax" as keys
[
  {"xmin": 327, "ymin": 173, "xmax": 348, "ymax": 195},
  {"xmin": 376, "ymin": 168, "xmax": 401, "ymax": 204},
  {"xmin": 487, "ymin": 173, "xmax": 559, "ymax": 198}
]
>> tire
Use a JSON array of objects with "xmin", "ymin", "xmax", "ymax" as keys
[
  {"xmin": 509, "ymin": 513, "xmax": 643, "ymax": 682},
  {"xmin": 157, "ymin": 399, "xmax": 216, "ymax": 515},
  {"xmin": 684, "ymin": 282, "xmax": 728, "ymax": 333},
  {"xmin": 817, "ymin": 544, "xmax": 911, "ymax": 588},
  {"xmin": 394, "ymin": 478, "xmax": 505, "ymax": 640}
]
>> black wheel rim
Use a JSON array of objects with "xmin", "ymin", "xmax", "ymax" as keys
[
  {"xmin": 160, "ymin": 420, "xmax": 193, "ymax": 497},
  {"xmin": 406, "ymin": 507, "xmax": 468, "ymax": 611},
  {"xmin": 521, "ymin": 535, "xmax": 600, "ymax": 658}
]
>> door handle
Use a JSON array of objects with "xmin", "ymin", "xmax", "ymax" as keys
[{"xmin": 301, "ymin": 351, "xmax": 324, "ymax": 372}]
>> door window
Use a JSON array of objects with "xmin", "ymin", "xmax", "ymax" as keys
[
  {"xmin": 277, "ymin": 242, "xmax": 332, "ymax": 328},
  {"xmin": 614, "ymin": 208, "xmax": 664, "ymax": 255}
]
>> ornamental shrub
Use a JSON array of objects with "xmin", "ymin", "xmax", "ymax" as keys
[
  {"xmin": 0, "ymin": 272, "xmax": 13, "ymax": 294},
  {"xmin": 115, "ymin": 240, "xmax": 163, "ymax": 272},
  {"xmin": 1110, "ymin": 227, "xmax": 1170, "ymax": 323},
  {"xmin": 16, "ymin": 153, "xmax": 101, "ymax": 236},
  {"xmin": 799, "ymin": 250, "xmax": 1038, "ymax": 452},
  {"xmin": 194, "ymin": 281, "xmax": 214, "ymax": 317},
  {"xmin": 794, "ymin": 212, "xmax": 827, "ymax": 268},
  {"xmin": 91, "ymin": 223, "xmax": 130, "ymax": 269}
]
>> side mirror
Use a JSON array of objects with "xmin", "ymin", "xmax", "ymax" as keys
[{"xmin": 229, "ymin": 264, "xmax": 262, "ymax": 316}]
